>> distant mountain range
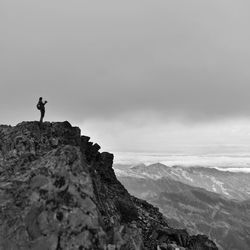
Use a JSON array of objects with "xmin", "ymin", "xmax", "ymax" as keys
[{"xmin": 115, "ymin": 163, "xmax": 250, "ymax": 249}]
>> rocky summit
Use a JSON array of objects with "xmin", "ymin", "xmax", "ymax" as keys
[{"xmin": 0, "ymin": 121, "xmax": 218, "ymax": 250}]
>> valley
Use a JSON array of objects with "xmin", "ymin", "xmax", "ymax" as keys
[{"xmin": 115, "ymin": 163, "xmax": 250, "ymax": 249}]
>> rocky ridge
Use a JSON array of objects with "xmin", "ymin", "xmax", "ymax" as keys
[{"xmin": 0, "ymin": 121, "xmax": 218, "ymax": 250}]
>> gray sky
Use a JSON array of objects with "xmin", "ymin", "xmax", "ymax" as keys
[{"xmin": 1, "ymin": 0, "xmax": 250, "ymax": 152}]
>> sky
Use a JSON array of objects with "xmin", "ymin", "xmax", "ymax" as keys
[{"xmin": 1, "ymin": 0, "xmax": 250, "ymax": 153}]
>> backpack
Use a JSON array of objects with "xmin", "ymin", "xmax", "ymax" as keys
[{"xmin": 36, "ymin": 103, "xmax": 41, "ymax": 110}]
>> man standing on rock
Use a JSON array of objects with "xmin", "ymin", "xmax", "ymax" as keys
[{"xmin": 37, "ymin": 97, "xmax": 48, "ymax": 124}]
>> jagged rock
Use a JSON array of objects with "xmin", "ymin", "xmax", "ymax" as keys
[{"xmin": 0, "ymin": 121, "xmax": 218, "ymax": 250}]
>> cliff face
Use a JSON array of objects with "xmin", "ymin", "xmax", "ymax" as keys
[{"xmin": 0, "ymin": 121, "xmax": 218, "ymax": 250}]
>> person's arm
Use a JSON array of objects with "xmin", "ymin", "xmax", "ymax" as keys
[{"xmin": 44, "ymin": 101, "xmax": 48, "ymax": 105}]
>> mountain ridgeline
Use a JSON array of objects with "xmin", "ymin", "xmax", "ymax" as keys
[
  {"xmin": 0, "ymin": 121, "xmax": 217, "ymax": 250},
  {"xmin": 115, "ymin": 163, "xmax": 250, "ymax": 249}
]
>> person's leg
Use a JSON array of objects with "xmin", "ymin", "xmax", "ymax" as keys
[{"xmin": 40, "ymin": 110, "xmax": 45, "ymax": 123}]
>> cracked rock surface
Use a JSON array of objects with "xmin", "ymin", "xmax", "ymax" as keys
[{"xmin": 0, "ymin": 121, "xmax": 218, "ymax": 250}]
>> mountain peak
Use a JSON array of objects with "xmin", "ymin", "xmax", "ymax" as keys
[
  {"xmin": 0, "ymin": 121, "xmax": 218, "ymax": 250},
  {"xmin": 148, "ymin": 162, "xmax": 169, "ymax": 169}
]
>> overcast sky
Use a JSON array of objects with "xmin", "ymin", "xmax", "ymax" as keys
[{"xmin": 1, "ymin": 0, "xmax": 250, "ymax": 152}]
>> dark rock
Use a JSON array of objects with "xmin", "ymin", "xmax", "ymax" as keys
[{"xmin": 0, "ymin": 121, "xmax": 218, "ymax": 250}]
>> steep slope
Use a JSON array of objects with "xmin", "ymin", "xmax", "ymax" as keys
[
  {"xmin": 117, "ymin": 169, "xmax": 250, "ymax": 249},
  {"xmin": 0, "ymin": 121, "xmax": 217, "ymax": 250}
]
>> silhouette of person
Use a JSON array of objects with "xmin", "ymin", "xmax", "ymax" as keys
[{"xmin": 37, "ymin": 97, "xmax": 48, "ymax": 124}]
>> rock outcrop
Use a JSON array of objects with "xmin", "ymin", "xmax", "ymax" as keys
[{"xmin": 0, "ymin": 121, "xmax": 218, "ymax": 250}]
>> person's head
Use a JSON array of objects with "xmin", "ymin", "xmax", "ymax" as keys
[{"xmin": 39, "ymin": 97, "xmax": 42, "ymax": 101}]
